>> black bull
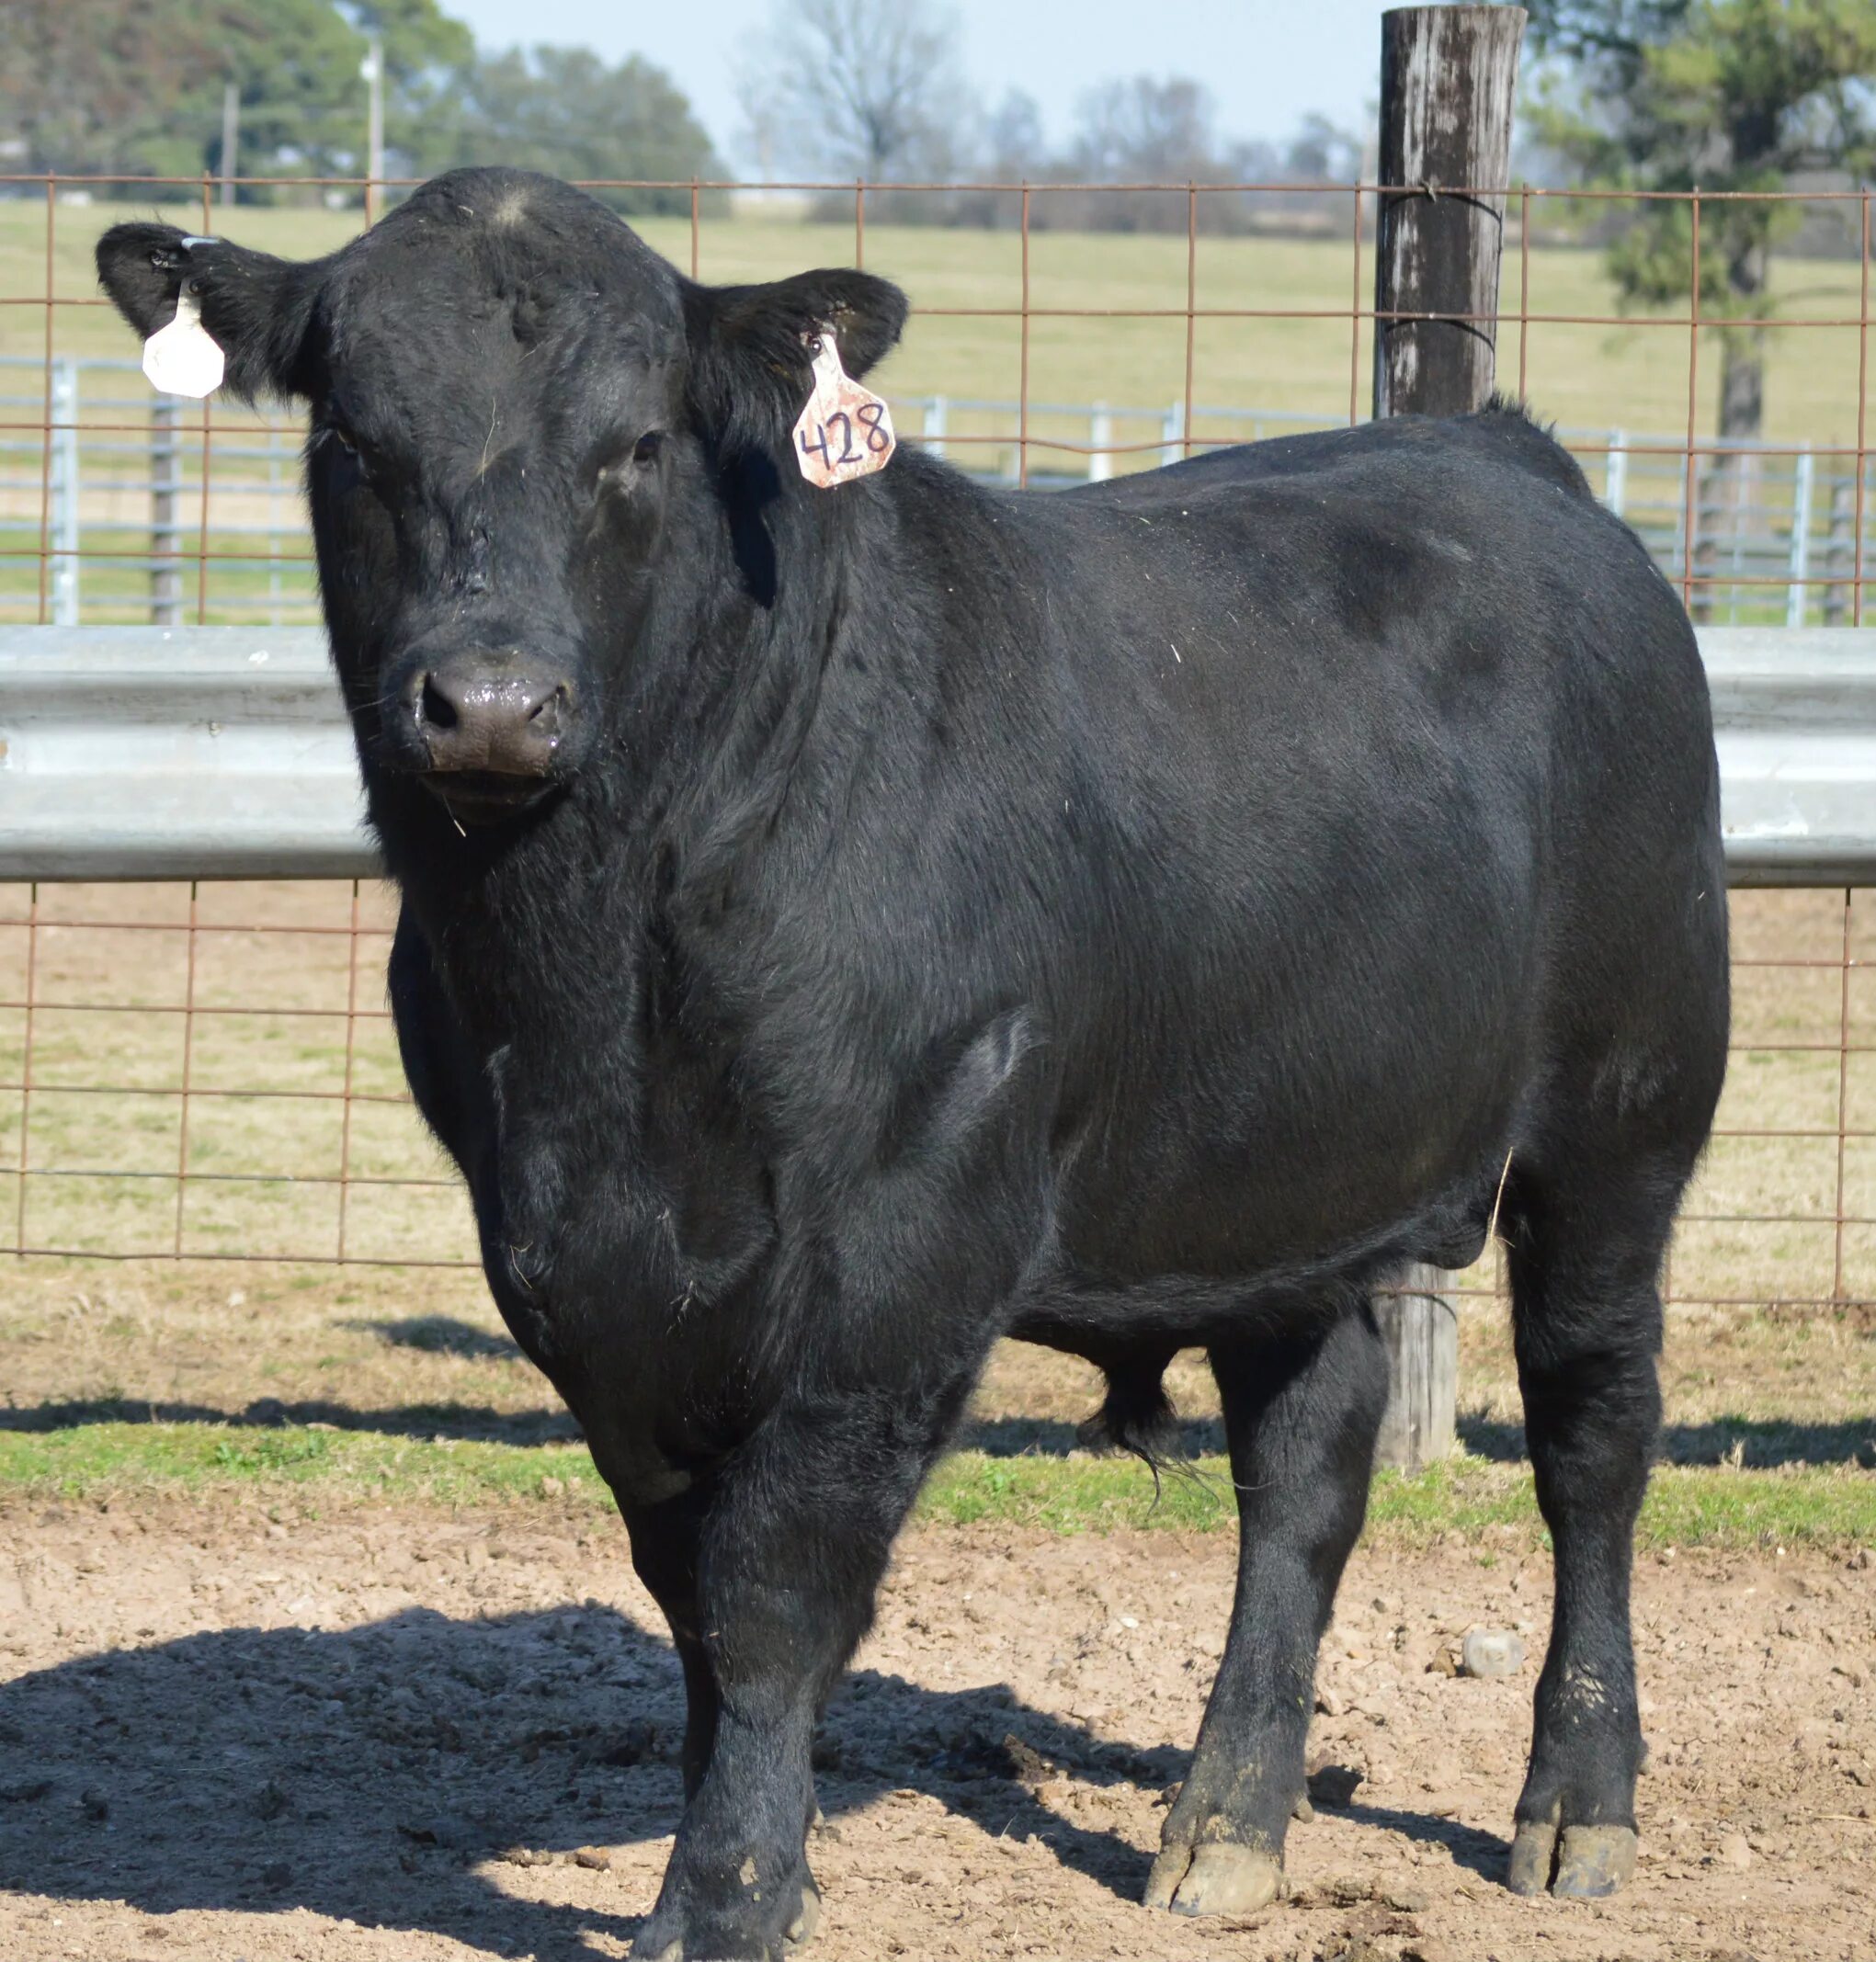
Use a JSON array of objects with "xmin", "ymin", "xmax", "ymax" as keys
[{"xmin": 99, "ymin": 169, "xmax": 1728, "ymax": 1959}]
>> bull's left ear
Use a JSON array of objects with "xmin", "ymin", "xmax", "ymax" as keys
[
  {"xmin": 685, "ymin": 267, "xmax": 907, "ymax": 458},
  {"xmin": 96, "ymin": 221, "xmax": 324, "ymax": 403}
]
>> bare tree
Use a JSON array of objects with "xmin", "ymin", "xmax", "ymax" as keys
[
  {"xmin": 736, "ymin": 0, "xmax": 967, "ymax": 181},
  {"xmin": 1070, "ymin": 75, "xmax": 1219, "ymax": 182}
]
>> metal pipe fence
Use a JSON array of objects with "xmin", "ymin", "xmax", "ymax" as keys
[
  {"xmin": 0, "ymin": 171, "xmax": 1869, "ymax": 1316},
  {"xmin": 5, "ymin": 357, "xmax": 1871, "ymax": 629}
]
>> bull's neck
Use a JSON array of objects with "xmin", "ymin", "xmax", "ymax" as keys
[{"xmin": 382, "ymin": 471, "xmax": 904, "ymax": 1052}]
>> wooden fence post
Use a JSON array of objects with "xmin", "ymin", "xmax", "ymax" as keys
[
  {"xmin": 1374, "ymin": 5, "xmax": 1526, "ymax": 420},
  {"xmin": 1370, "ymin": 5, "xmax": 1525, "ymax": 1471}
]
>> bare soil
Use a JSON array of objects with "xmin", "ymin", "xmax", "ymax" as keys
[{"xmin": 2, "ymin": 1499, "xmax": 1870, "ymax": 1962}]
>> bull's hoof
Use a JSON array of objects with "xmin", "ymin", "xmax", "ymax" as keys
[
  {"xmin": 785, "ymin": 1881, "xmax": 823, "ymax": 1945},
  {"xmin": 1143, "ymin": 1842, "xmax": 1282, "ymax": 1918},
  {"xmin": 1506, "ymin": 1818, "xmax": 1638, "ymax": 1899},
  {"xmin": 631, "ymin": 1874, "xmax": 821, "ymax": 1960}
]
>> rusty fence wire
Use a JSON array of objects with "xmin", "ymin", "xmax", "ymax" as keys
[{"xmin": 0, "ymin": 173, "xmax": 1871, "ymax": 1311}]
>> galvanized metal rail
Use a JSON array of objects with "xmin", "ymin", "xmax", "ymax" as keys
[{"xmin": 0, "ymin": 625, "xmax": 1872, "ymax": 884}]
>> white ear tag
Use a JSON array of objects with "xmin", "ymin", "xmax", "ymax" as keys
[
  {"xmin": 792, "ymin": 332, "xmax": 893, "ymax": 488},
  {"xmin": 142, "ymin": 289, "xmax": 225, "ymax": 400}
]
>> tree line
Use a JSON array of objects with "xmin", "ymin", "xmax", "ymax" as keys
[
  {"xmin": 0, "ymin": 0, "xmax": 1363, "ymax": 225},
  {"xmin": 0, "ymin": 0, "xmax": 719, "ymax": 215}
]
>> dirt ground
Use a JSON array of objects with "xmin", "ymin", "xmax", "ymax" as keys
[
  {"xmin": 1, "ymin": 1499, "xmax": 1870, "ymax": 1962},
  {"xmin": 0, "ymin": 876, "xmax": 1871, "ymax": 1959}
]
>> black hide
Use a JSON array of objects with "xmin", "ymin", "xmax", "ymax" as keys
[{"xmin": 99, "ymin": 168, "xmax": 1729, "ymax": 1954}]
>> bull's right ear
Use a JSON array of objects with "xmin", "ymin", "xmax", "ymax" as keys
[{"xmin": 96, "ymin": 221, "xmax": 324, "ymax": 403}]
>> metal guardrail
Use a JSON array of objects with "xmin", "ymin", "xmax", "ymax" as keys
[
  {"xmin": 0, "ymin": 626, "xmax": 1872, "ymax": 884},
  {"xmin": 0, "ymin": 629, "xmax": 364, "ymax": 879},
  {"xmin": 1706, "ymin": 629, "xmax": 1876, "ymax": 885}
]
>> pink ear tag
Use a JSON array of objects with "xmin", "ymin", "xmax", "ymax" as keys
[
  {"xmin": 142, "ymin": 289, "xmax": 224, "ymax": 400},
  {"xmin": 792, "ymin": 331, "xmax": 894, "ymax": 488}
]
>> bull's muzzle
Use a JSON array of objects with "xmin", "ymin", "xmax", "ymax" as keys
[{"xmin": 399, "ymin": 653, "xmax": 575, "ymax": 819}]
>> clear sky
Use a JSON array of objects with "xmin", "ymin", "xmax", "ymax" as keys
[{"xmin": 438, "ymin": 0, "xmax": 1401, "ymax": 167}]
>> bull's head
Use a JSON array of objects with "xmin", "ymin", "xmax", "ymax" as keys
[{"xmin": 96, "ymin": 169, "xmax": 905, "ymax": 831}]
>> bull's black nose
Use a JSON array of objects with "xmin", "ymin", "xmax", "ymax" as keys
[{"xmin": 407, "ymin": 660, "xmax": 571, "ymax": 777}]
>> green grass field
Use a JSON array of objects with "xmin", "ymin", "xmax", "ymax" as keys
[
  {"xmin": 6, "ymin": 198, "xmax": 1865, "ymax": 627},
  {"xmin": 5, "ymin": 198, "xmax": 1866, "ymax": 631},
  {"xmin": 0, "ymin": 879, "xmax": 1869, "ymax": 1553},
  {"xmin": 6, "ymin": 197, "xmax": 1870, "ymax": 441}
]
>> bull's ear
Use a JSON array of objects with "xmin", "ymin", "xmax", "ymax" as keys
[
  {"xmin": 685, "ymin": 267, "xmax": 907, "ymax": 457},
  {"xmin": 96, "ymin": 221, "xmax": 324, "ymax": 403}
]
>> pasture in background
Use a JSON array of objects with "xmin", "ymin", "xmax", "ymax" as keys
[
  {"xmin": 3, "ymin": 190, "xmax": 1870, "ymax": 630},
  {"xmin": 1, "ymin": 879, "xmax": 1870, "ymax": 1379}
]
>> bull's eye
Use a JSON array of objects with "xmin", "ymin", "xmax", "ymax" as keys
[
  {"xmin": 322, "ymin": 423, "xmax": 371, "ymax": 483},
  {"xmin": 631, "ymin": 432, "xmax": 664, "ymax": 468}
]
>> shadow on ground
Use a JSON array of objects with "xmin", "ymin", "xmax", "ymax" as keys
[
  {"xmin": 0, "ymin": 1601, "xmax": 1204, "ymax": 1959},
  {"xmin": 0, "ymin": 1396, "xmax": 581, "ymax": 1445},
  {"xmin": 0, "ymin": 1595, "xmax": 1511, "ymax": 1960},
  {"xmin": 347, "ymin": 1316, "xmax": 526, "ymax": 1362},
  {"xmin": 6, "ymin": 1399, "xmax": 1867, "ymax": 1469},
  {"xmin": 1459, "ymin": 1412, "xmax": 1876, "ymax": 1469}
]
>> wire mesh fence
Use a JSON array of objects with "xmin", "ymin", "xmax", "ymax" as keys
[
  {"xmin": 0, "ymin": 172, "xmax": 1870, "ymax": 1311},
  {"xmin": 2, "ymin": 172, "xmax": 1870, "ymax": 624},
  {"xmin": 0, "ymin": 879, "xmax": 1870, "ymax": 1313}
]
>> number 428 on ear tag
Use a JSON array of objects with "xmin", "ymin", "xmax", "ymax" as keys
[{"xmin": 793, "ymin": 332, "xmax": 893, "ymax": 488}]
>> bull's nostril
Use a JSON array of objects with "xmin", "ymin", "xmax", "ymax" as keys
[
  {"xmin": 419, "ymin": 674, "xmax": 459, "ymax": 732},
  {"xmin": 527, "ymin": 686, "xmax": 566, "ymax": 733}
]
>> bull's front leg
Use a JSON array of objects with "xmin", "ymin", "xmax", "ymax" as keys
[
  {"xmin": 621, "ymin": 1488, "xmax": 720, "ymax": 1805},
  {"xmin": 632, "ymin": 1009, "xmax": 1040, "ymax": 1956},
  {"xmin": 631, "ymin": 1381, "xmax": 974, "ymax": 1962}
]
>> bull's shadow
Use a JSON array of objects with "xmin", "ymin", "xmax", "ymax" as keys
[
  {"xmin": 1458, "ymin": 1410, "xmax": 1876, "ymax": 1469},
  {"xmin": 0, "ymin": 1395, "xmax": 580, "ymax": 1446},
  {"xmin": 0, "ymin": 1600, "xmax": 1187, "ymax": 1960}
]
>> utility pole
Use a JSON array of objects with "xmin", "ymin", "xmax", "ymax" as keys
[
  {"xmin": 363, "ymin": 34, "xmax": 385, "ymax": 224},
  {"xmin": 220, "ymin": 79, "xmax": 239, "ymax": 209}
]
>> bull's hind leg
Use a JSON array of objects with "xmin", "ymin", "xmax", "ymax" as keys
[
  {"xmin": 1147, "ymin": 1310, "xmax": 1387, "ymax": 1916},
  {"xmin": 1503, "ymin": 1175, "xmax": 1678, "ymax": 1899}
]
